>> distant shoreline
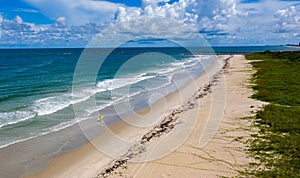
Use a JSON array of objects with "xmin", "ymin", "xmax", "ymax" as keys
[
  {"xmin": 286, "ymin": 45, "xmax": 300, "ymax": 48},
  {"xmin": 0, "ymin": 45, "xmax": 296, "ymax": 55}
]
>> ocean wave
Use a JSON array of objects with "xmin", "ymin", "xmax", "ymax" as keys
[
  {"xmin": 96, "ymin": 75, "xmax": 155, "ymax": 91},
  {"xmin": 0, "ymin": 111, "xmax": 36, "ymax": 128},
  {"xmin": 25, "ymin": 75, "xmax": 156, "ymax": 120},
  {"xmin": 42, "ymin": 120, "xmax": 76, "ymax": 133},
  {"xmin": 0, "ymin": 135, "xmax": 38, "ymax": 149},
  {"xmin": 0, "ymin": 119, "xmax": 76, "ymax": 149},
  {"xmin": 32, "ymin": 96, "xmax": 72, "ymax": 116}
]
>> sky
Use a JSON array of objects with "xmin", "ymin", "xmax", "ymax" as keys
[{"xmin": 0, "ymin": 0, "xmax": 299, "ymax": 47}]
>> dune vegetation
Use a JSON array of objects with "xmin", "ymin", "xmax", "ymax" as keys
[{"xmin": 242, "ymin": 51, "xmax": 300, "ymax": 177}]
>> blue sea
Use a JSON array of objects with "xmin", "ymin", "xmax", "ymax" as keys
[{"xmin": 0, "ymin": 45, "xmax": 295, "ymax": 149}]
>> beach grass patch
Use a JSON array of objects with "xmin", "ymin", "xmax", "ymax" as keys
[{"xmin": 241, "ymin": 51, "xmax": 300, "ymax": 177}]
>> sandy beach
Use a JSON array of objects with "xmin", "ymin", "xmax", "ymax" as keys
[{"xmin": 26, "ymin": 55, "xmax": 265, "ymax": 178}]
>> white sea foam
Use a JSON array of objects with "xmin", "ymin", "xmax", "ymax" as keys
[
  {"xmin": 32, "ymin": 96, "xmax": 72, "ymax": 116},
  {"xmin": 96, "ymin": 75, "xmax": 155, "ymax": 91},
  {"xmin": 42, "ymin": 120, "xmax": 77, "ymax": 133},
  {"xmin": 0, "ymin": 135, "xmax": 38, "ymax": 149},
  {"xmin": 31, "ymin": 93, "xmax": 95, "ymax": 117},
  {"xmin": 0, "ymin": 111, "xmax": 36, "ymax": 128},
  {"xmin": 170, "ymin": 61, "xmax": 185, "ymax": 67},
  {"xmin": 93, "ymin": 55, "xmax": 207, "ymax": 95},
  {"xmin": 0, "ymin": 120, "xmax": 76, "ymax": 149}
]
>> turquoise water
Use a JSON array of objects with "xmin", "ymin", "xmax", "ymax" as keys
[
  {"xmin": 0, "ymin": 45, "xmax": 294, "ymax": 148},
  {"xmin": 0, "ymin": 47, "xmax": 216, "ymax": 148}
]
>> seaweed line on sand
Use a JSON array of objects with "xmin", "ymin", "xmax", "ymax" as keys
[{"xmin": 96, "ymin": 56, "xmax": 232, "ymax": 178}]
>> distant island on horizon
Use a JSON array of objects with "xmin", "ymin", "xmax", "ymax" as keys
[{"xmin": 286, "ymin": 43, "xmax": 300, "ymax": 47}]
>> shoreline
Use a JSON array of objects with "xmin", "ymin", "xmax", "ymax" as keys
[{"xmin": 24, "ymin": 55, "xmax": 228, "ymax": 178}]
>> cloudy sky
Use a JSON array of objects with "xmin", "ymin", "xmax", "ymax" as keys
[{"xmin": 0, "ymin": 0, "xmax": 299, "ymax": 47}]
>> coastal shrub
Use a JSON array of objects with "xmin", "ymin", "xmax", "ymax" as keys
[
  {"xmin": 243, "ymin": 51, "xmax": 300, "ymax": 177},
  {"xmin": 246, "ymin": 51, "xmax": 300, "ymax": 106}
]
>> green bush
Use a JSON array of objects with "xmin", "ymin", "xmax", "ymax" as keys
[{"xmin": 243, "ymin": 51, "xmax": 300, "ymax": 177}]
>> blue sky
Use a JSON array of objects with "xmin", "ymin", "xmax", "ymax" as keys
[{"xmin": 0, "ymin": 0, "xmax": 299, "ymax": 47}]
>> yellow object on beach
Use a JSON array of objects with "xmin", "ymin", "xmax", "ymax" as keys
[{"xmin": 97, "ymin": 115, "xmax": 105, "ymax": 122}]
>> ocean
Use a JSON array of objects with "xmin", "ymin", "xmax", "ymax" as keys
[{"xmin": 0, "ymin": 45, "xmax": 295, "ymax": 149}]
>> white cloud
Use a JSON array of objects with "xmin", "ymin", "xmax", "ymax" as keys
[
  {"xmin": 0, "ymin": 15, "xmax": 2, "ymax": 38},
  {"xmin": 142, "ymin": 0, "xmax": 171, "ymax": 9},
  {"xmin": 55, "ymin": 17, "xmax": 68, "ymax": 28},
  {"xmin": 15, "ymin": 16, "xmax": 23, "ymax": 24},
  {"xmin": 12, "ymin": 8, "xmax": 40, "ymax": 13},
  {"xmin": 114, "ymin": 0, "xmax": 243, "ymax": 35},
  {"xmin": 1, "ymin": 0, "xmax": 300, "ymax": 47},
  {"xmin": 232, "ymin": 0, "xmax": 300, "ymax": 45},
  {"xmin": 0, "ymin": 15, "xmax": 107, "ymax": 47},
  {"xmin": 91, "ymin": 16, "xmax": 207, "ymax": 48},
  {"xmin": 111, "ymin": 0, "xmax": 243, "ymax": 45},
  {"xmin": 114, "ymin": 7, "xmax": 141, "ymax": 22},
  {"xmin": 274, "ymin": 5, "xmax": 300, "ymax": 33},
  {"xmin": 23, "ymin": 0, "xmax": 125, "ymax": 25}
]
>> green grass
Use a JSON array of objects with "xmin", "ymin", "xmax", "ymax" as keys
[
  {"xmin": 246, "ymin": 51, "xmax": 300, "ymax": 106},
  {"xmin": 242, "ymin": 51, "xmax": 300, "ymax": 177}
]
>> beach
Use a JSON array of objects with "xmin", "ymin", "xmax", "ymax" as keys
[
  {"xmin": 1, "ymin": 0, "xmax": 300, "ymax": 177},
  {"xmin": 23, "ymin": 55, "xmax": 265, "ymax": 178}
]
